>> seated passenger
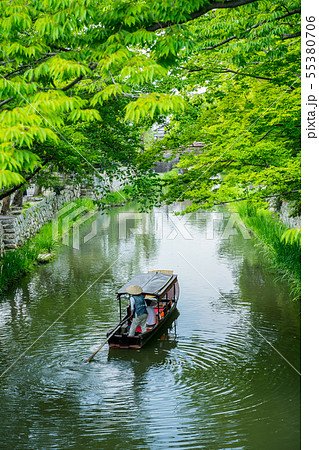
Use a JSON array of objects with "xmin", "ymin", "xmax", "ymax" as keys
[{"xmin": 146, "ymin": 299, "xmax": 156, "ymax": 327}]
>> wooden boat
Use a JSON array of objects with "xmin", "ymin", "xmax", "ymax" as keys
[
  {"xmin": 107, "ymin": 270, "xmax": 180, "ymax": 349},
  {"xmin": 108, "ymin": 309, "xmax": 180, "ymax": 366}
]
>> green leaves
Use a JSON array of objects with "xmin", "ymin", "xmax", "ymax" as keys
[
  {"xmin": 0, "ymin": 77, "xmax": 38, "ymax": 97},
  {"xmin": 0, "ymin": 12, "xmax": 32, "ymax": 37},
  {"xmin": 0, "ymin": 143, "xmax": 41, "ymax": 188},
  {"xmin": 124, "ymin": 94, "xmax": 185, "ymax": 122},
  {"xmin": 99, "ymin": 48, "xmax": 132, "ymax": 72},
  {"xmin": 0, "ymin": 0, "xmax": 300, "ymax": 197},
  {"xmin": 119, "ymin": 59, "xmax": 168, "ymax": 85},
  {"xmin": 0, "ymin": 0, "xmax": 196, "ymax": 190},
  {"xmin": 67, "ymin": 108, "xmax": 102, "ymax": 122},
  {"xmin": 90, "ymin": 85, "xmax": 124, "ymax": 106},
  {"xmin": 153, "ymin": 1, "xmax": 301, "ymax": 212},
  {"xmin": 281, "ymin": 228, "xmax": 301, "ymax": 246},
  {"xmin": 0, "ymin": 169, "xmax": 24, "ymax": 188},
  {"xmin": 47, "ymin": 57, "xmax": 91, "ymax": 81}
]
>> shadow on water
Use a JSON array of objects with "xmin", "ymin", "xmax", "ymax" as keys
[{"xmin": 107, "ymin": 309, "xmax": 180, "ymax": 368}]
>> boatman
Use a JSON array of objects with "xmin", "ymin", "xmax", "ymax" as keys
[{"xmin": 126, "ymin": 285, "xmax": 148, "ymax": 336}]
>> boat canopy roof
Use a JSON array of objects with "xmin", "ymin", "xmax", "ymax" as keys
[{"xmin": 117, "ymin": 272, "xmax": 177, "ymax": 298}]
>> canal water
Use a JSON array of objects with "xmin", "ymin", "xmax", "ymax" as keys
[{"xmin": 0, "ymin": 204, "xmax": 300, "ymax": 449}]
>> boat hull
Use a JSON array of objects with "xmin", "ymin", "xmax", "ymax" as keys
[{"xmin": 108, "ymin": 301, "xmax": 178, "ymax": 349}]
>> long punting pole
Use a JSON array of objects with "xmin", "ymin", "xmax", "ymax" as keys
[{"xmin": 84, "ymin": 315, "xmax": 127, "ymax": 363}]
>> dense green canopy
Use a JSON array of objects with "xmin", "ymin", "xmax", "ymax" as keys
[
  {"xmin": 0, "ymin": 0, "xmax": 300, "ymax": 212},
  {"xmin": 143, "ymin": 0, "xmax": 301, "ymax": 213}
]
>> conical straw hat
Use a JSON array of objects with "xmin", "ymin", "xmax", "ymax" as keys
[{"xmin": 125, "ymin": 285, "xmax": 143, "ymax": 295}]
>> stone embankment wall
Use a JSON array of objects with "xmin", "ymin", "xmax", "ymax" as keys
[
  {"xmin": 278, "ymin": 201, "xmax": 300, "ymax": 228},
  {"xmin": 270, "ymin": 200, "xmax": 301, "ymax": 229},
  {"xmin": 153, "ymin": 156, "xmax": 180, "ymax": 173},
  {"xmin": 0, "ymin": 186, "xmax": 80, "ymax": 256},
  {"xmin": 0, "ymin": 222, "xmax": 4, "ymax": 257}
]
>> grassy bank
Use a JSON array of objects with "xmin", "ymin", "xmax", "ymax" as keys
[
  {"xmin": 0, "ymin": 198, "xmax": 97, "ymax": 295},
  {"xmin": 235, "ymin": 202, "xmax": 301, "ymax": 299}
]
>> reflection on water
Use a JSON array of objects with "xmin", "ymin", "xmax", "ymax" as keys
[{"xmin": 0, "ymin": 204, "xmax": 300, "ymax": 449}]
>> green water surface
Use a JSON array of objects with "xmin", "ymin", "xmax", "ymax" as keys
[{"xmin": 0, "ymin": 204, "xmax": 300, "ymax": 449}]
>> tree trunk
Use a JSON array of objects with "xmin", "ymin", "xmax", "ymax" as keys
[
  {"xmin": 12, "ymin": 189, "xmax": 23, "ymax": 207},
  {"xmin": 33, "ymin": 184, "xmax": 42, "ymax": 196},
  {"xmin": 1, "ymin": 195, "xmax": 11, "ymax": 215}
]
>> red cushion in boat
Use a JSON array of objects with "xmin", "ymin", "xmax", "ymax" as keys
[
  {"xmin": 134, "ymin": 326, "xmax": 154, "ymax": 332},
  {"xmin": 132, "ymin": 310, "xmax": 166, "ymax": 333}
]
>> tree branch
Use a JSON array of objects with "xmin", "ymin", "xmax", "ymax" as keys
[
  {"xmin": 0, "ymin": 59, "xmax": 15, "ymax": 65},
  {"xmin": 224, "ymin": 69, "xmax": 274, "ymax": 81},
  {"xmin": 4, "ymin": 55, "xmax": 52, "ymax": 78},
  {"xmin": 0, "ymin": 96, "xmax": 14, "ymax": 108},
  {"xmin": 282, "ymin": 32, "xmax": 301, "ymax": 40},
  {"xmin": 108, "ymin": 70, "xmax": 117, "ymax": 85},
  {"xmin": 187, "ymin": 66, "xmax": 275, "ymax": 81},
  {"xmin": 213, "ymin": 190, "xmax": 300, "ymax": 206},
  {"xmin": 3, "ymin": 49, "xmax": 79, "ymax": 79},
  {"xmin": 61, "ymin": 75, "xmax": 85, "ymax": 91},
  {"xmin": 202, "ymin": 9, "xmax": 301, "ymax": 51},
  {"xmin": 0, "ymin": 165, "xmax": 44, "ymax": 201},
  {"xmin": 257, "ymin": 129, "xmax": 275, "ymax": 142},
  {"xmin": 207, "ymin": 159, "xmax": 271, "ymax": 168},
  {"xmin": 38, "ymin": 63, "xmax": 98, "ymax": 92},
  {"xmin": 146, "ymin": 0, "xmax": 259, "ymax": 31}
]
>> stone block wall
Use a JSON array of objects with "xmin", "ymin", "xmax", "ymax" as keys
[
  {"xmin": 278, "ymin": 201, "xmax": 301, "ymax": 229},
  {"xmin": 269, "ymin": 200, "xmax": 301, "ymax": 229},
  {"xmin": 0, "ymin": 221, "xmax": 4, "ymax": 258},
  {"xmin": 0, "ymin": 185, "xmax": 80, "ymax": 253}
]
